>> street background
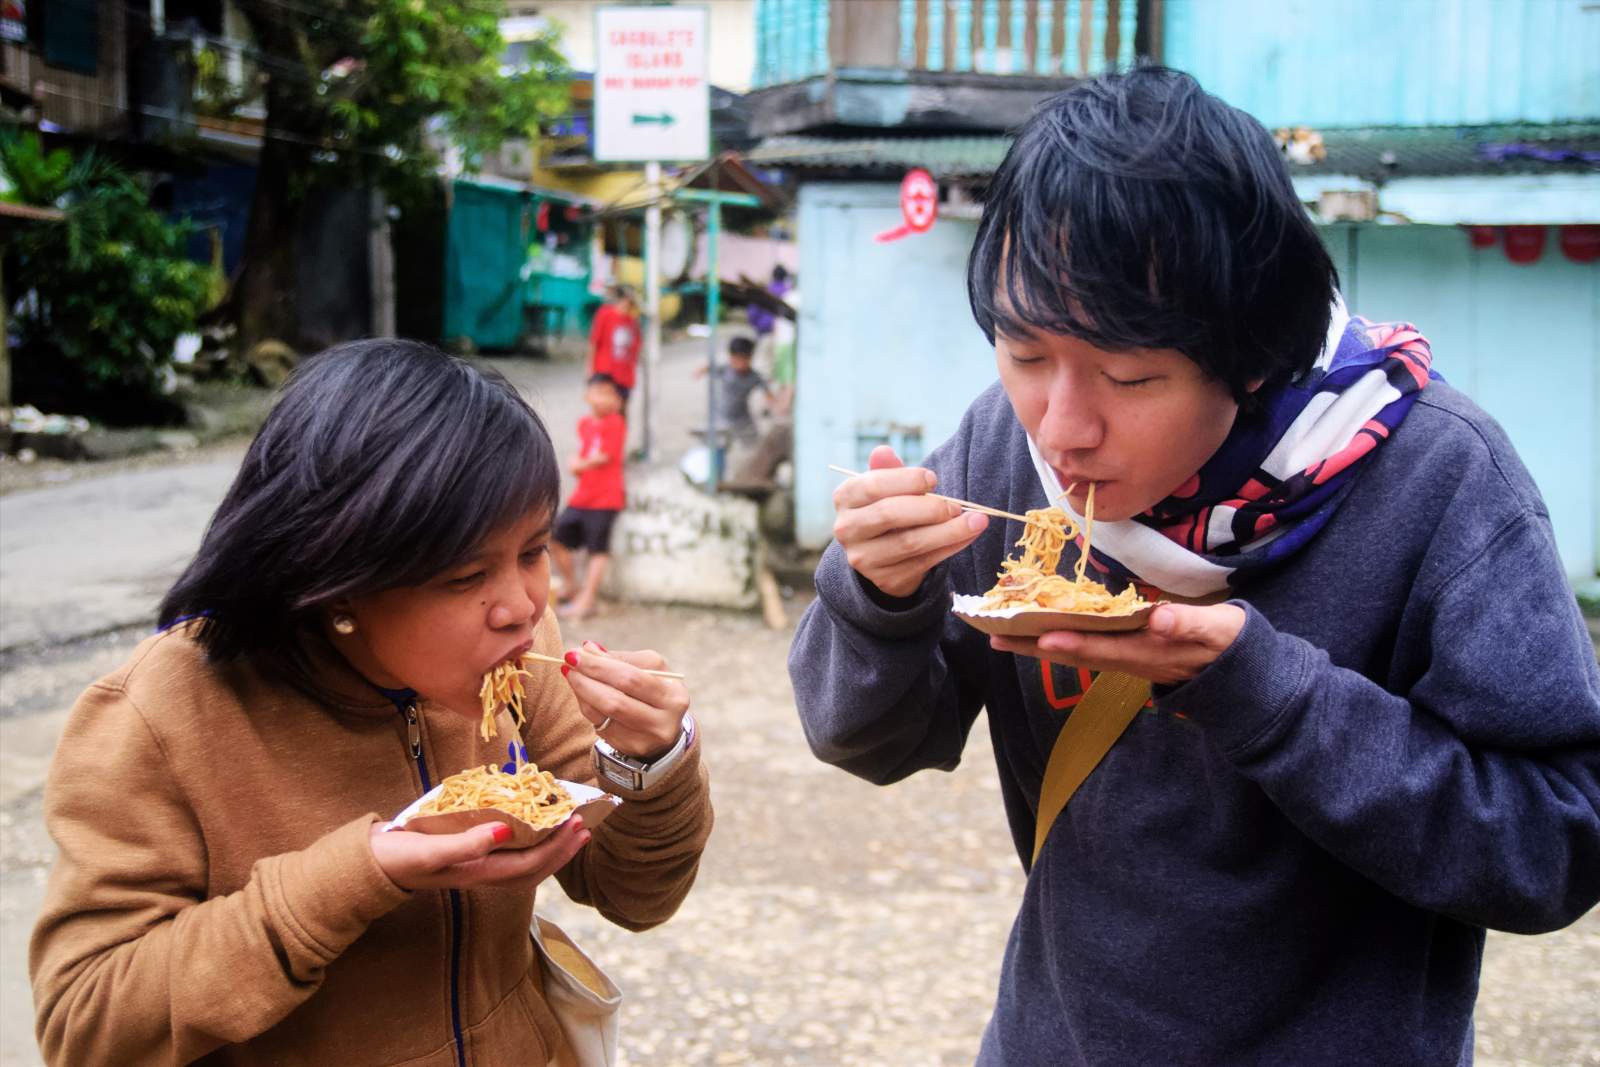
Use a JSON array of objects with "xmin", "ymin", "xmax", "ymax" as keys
[{"xmin": 2, "ymin": 341, "xmax": 1597, "ymax": 1067}]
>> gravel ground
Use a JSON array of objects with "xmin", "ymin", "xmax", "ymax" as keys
[{"xmin": 2, "ymin": 604, "xmax": 1598, "ymax": 1065}]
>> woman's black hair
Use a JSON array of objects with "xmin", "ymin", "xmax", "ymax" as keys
[
  {"xmin": 967, "ymin": 66, "xmax": 1338, "ymax": 398},
  {"xmin": 159, "ymin": 339, "xmax": 561, "ymax": 666}
]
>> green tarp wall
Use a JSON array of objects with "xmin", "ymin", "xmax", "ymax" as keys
[{"xmin": 444, "ymin": 181, "xmax": 529, "ymax": 350}]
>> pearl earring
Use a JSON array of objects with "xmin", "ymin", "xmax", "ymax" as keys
[{"xmin": 333, "ymin": 614, "xmax": 357, "ymax": 635}]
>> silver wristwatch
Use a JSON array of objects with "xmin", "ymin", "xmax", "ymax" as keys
[{"xmin": 593, "ymin": 714, "xmax": 695, "ymax": 793}]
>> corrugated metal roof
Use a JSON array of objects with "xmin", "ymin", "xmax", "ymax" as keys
[
  {"xmin": 747, "ymin": 125, "xmax": 1600, "ymax": 183},
  {"xmin": 1291, "ymin": 125, "xmax": 1600, "ymax": 182},
  {"xmin": 744, "ymin": 135, "xmax": 1014, "ymax": 179}
]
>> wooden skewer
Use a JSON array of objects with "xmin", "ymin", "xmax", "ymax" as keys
[
  {"xmin": 521, "ymin": 650, "xmax": 685, "ymax": 681},
  {"xmin": 827, "ymin": 465, "xmax": 1049, "ymax": 528}
]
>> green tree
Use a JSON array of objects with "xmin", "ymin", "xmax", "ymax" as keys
[
  {"xmin": 224, "ymin": 0, "xmax": 568, "ymax": 350},
  {"xmin": 1, "ymin": 132, "xmax": 213, "ymax": 423}
]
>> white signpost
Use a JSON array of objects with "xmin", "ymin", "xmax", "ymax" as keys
[
  {"xmin": 594, "ymin": 5, "xmax": 710, "ymax": 164},
  {"xmin": 594, "ymin": 5, "xmax": 711, "ymax": 463}
]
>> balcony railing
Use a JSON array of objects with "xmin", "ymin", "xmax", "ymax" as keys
[{"xmin": 755, "ymin": 0, "xmax": 1156, "ymax": 88}]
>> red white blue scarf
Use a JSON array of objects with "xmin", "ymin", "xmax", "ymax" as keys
[{"xmin": 1029, "ymin": 298, "xmax": 1436, "ymax": 597}]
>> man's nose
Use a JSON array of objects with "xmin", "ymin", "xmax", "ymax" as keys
[{"xmin": 1036, "ymin": 378, "xmax": 1105, "ymax": 454}]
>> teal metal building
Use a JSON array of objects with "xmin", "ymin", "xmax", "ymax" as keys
[{"xmin": 748, "ymin": 0, "xmax": 1600, "ymax": 581}]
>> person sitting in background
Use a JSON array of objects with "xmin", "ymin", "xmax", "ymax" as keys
[
  {"xmin": 746, "ymin": 264, "xmax": 792, "ymax": 375},
  {"xmin": 696, "ymin": 335, "xmax": 770, "ymax": 445},
  {"xmin": 552, "ymin": 373, "xmax": 628, "ymax": 619}
]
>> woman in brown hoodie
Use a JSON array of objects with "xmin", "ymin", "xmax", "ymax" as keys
[{"xmin": 29, "ymin": 340, "xmax": 712, "ymax": 1067}]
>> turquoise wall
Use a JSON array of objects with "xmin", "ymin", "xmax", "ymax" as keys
[
  {"xmin": 753, "ymin": 0, "xmax": 830, "ymax": 87},
  {"xmin": 1163, "ymin": 0, "xmax": 1600, "ymax": 128},
  {"xmin": 1327, "ymin": 223, "xmax": 1599, "ymax": 578},
  {"xmin": 794, "ymin": 188, "xmax": 1599, "ymax": 578},
  {"xmin": 793, "ymin": 183, "xmax": 998, "ymax": 547}
]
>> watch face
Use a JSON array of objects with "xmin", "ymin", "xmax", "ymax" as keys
[{"xmin": 600, "ymin": 765, "xmax": 635, "ymax": 789}]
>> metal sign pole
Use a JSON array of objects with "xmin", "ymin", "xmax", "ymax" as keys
[
  {"xmin": 643, "ymin": 159, "xmax": 662, "ymax": 463},
  {"xmin": 705, "ymin": 198, "xmax": 722, "ymax": 491},
  {"xmin": 674, "ymin": 187, "xmax": 762, "ymax": 492}
]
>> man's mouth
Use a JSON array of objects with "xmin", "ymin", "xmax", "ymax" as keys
[{"xmin": 1051, "ymin": 469, "xmax": 1112, "ymax": 494}]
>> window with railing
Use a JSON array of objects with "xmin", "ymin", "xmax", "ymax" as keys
[{"xmin": 754, "ymin": 0, "xmax": 1154, "ymax": 88}]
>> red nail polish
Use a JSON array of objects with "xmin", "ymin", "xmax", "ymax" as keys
[
  {"xmin": 560, "ymin": 664, "xmax": 570, "ymax": 678},
  {"xmin": 564, "ymin": 650, "xmax": 580, "ymax": 667},
  {"xmin": 577, "ymin": 831, "xmax": 592, "ymax": 847},
  {"xmin": 490, "ymin": 823, "xmax": 512, "ymax": 844},
  {"xmin": 595, "ymin": 642, "xmax": 608, "ymax": 652}
]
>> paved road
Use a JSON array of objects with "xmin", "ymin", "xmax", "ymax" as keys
[
  {"xmin": 0, "ymin": 329, "xmax": 726, "ymax": 654},
  {"xmin": 1, "ymin": 335, "xmax": 1597, "ymax": 1065}
]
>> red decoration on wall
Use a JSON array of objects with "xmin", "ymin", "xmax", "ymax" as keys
[
  {"xmin": 1463, "ymin": 225, "xmax": 1498, "ymax": 249},
  {"xmin": 874, "ymin": 169, "xmax": 939, "ymax": 243},
  {"xmin": 535, "ymin": 201, "xmax": 551, "ymax": 233},
  {"xmin": 1501, "ymin": 226, "xmax": 1546, "ymax": 265},
  {"xmin": 1558, "ymin": 225, "xmax": 1600, "ymax": 264}
]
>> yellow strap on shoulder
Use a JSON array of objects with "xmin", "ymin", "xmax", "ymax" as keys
[{"xmin": 1032, "ymin": 669, "xmax": 1152, "ymax": 864}]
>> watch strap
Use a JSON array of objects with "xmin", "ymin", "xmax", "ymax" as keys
[{"xmin": 593, "ymin": 715, "xmax": 694, "ymax": 793}]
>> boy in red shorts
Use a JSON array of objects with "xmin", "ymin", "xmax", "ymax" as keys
[{"xmin": 552, "ymin": 372, "xmax": 626, "ymax": 618}]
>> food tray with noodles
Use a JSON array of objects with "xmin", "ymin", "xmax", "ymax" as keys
[
  {"xmin": 389, "ymin": 776, "xmax": 621, "ymax": 850},
  {"xmin": 951, "ymin": 593, "xmax": 1159, "ymax": 636}
]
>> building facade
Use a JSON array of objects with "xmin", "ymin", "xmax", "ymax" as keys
[{"xmin": 750, "ymin": 0, "xmax": 1600, "ymax": 581}]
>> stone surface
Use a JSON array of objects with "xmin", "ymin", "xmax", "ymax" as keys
[
  {"xmin": 604, "ymin": 467, "xmax": 760, "ymax": 610},
  {"xmin": 0, "ymin": 329, "xmax": 1595, "ymax": 1066},
  {"xmin": 3, "ymin": 607, "xmax": 1597, "ymax": 1067}
]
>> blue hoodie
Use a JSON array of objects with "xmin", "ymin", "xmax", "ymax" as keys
[{"xmin": 788, "ymin": 379, "xmax": 1600, "ymax": 1066}]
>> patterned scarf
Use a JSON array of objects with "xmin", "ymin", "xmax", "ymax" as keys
[{"xmin": 1028, "ymin": 298, "xmax": 1436, "ymax": 597}]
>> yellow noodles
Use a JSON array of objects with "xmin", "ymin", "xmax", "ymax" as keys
[
  {"xmin": 415, "ymin": 762, "xmax": 577, "ymax": 829},
  {"xmin": 478, "ymin": 658, "xmax": 531, "ymax": 742},
  {"xmin": 980, "ymin": 483, "xmax": 1148, "ymax": 616}
]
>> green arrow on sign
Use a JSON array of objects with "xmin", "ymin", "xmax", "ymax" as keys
[{"xmin": 631, "ymin": 112, "xmax": 676, "ymax": 127}]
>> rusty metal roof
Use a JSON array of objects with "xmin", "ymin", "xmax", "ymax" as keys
[
  {"xmin": 746, "ymin": 124, "xmax": 1600, "ymax": 183},
  {"xmin": 744, "ymin": 135, "xmax": 1014, "ymax": 180}
]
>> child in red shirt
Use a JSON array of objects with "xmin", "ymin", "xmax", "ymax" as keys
[
  {"xmin": 552, "ymin": 373, "xmax": 627, "ymax": 618},
  {"xmin": 588, "ymin": 287, "xmax": 640, "ymax": 401}
]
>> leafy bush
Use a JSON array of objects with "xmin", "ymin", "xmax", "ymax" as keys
[{"xmin": 2, "ymin": 132, "xmax": 214, "ymax": 424}]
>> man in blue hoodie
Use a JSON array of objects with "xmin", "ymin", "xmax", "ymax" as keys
[{"xmin": 789, "ymin": 67, "xmax": 1600, "ymax": 1066}]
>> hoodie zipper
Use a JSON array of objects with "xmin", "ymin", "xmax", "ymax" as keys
[{"xmin": 396, "ymin": 697, "xmax": 468, "ymax": 1067}]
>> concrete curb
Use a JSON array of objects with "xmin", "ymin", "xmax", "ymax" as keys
[{"xmin": 3, "ymin": 386, "xmax": 275, "ymax": 464}]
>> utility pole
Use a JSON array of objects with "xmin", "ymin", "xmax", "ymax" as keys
[
  {"xmin": 675, "ymin": 187, "xmax": 764, "ymax": 491},
  {"xmin": 642, "ymin": 160, "xmax": 663, "ymax": 462}
]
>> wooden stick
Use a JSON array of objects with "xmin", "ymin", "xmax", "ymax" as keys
[
  {"xmin": 827, "ymin": 465, "xmax": 1047, "ymax": 527},
  {"xmin": 521, "ymin": 650, "xmax": 685, "ymax": 681}
]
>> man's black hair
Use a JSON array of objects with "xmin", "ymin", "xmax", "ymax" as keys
[
  {"xmin": 587, "ymin": 371, "xmax": 622, "ymax": 391},
  {"xmin": 728, "ymin": 335, "xmax": 756, "ymax": 357},
  {"xmin": 967, "ymin": 66, "xmax": 1338, "ymax": 399},
  {"xmin": 159, "ymin": 339, "xmax": 560, "ymax": 667}
]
